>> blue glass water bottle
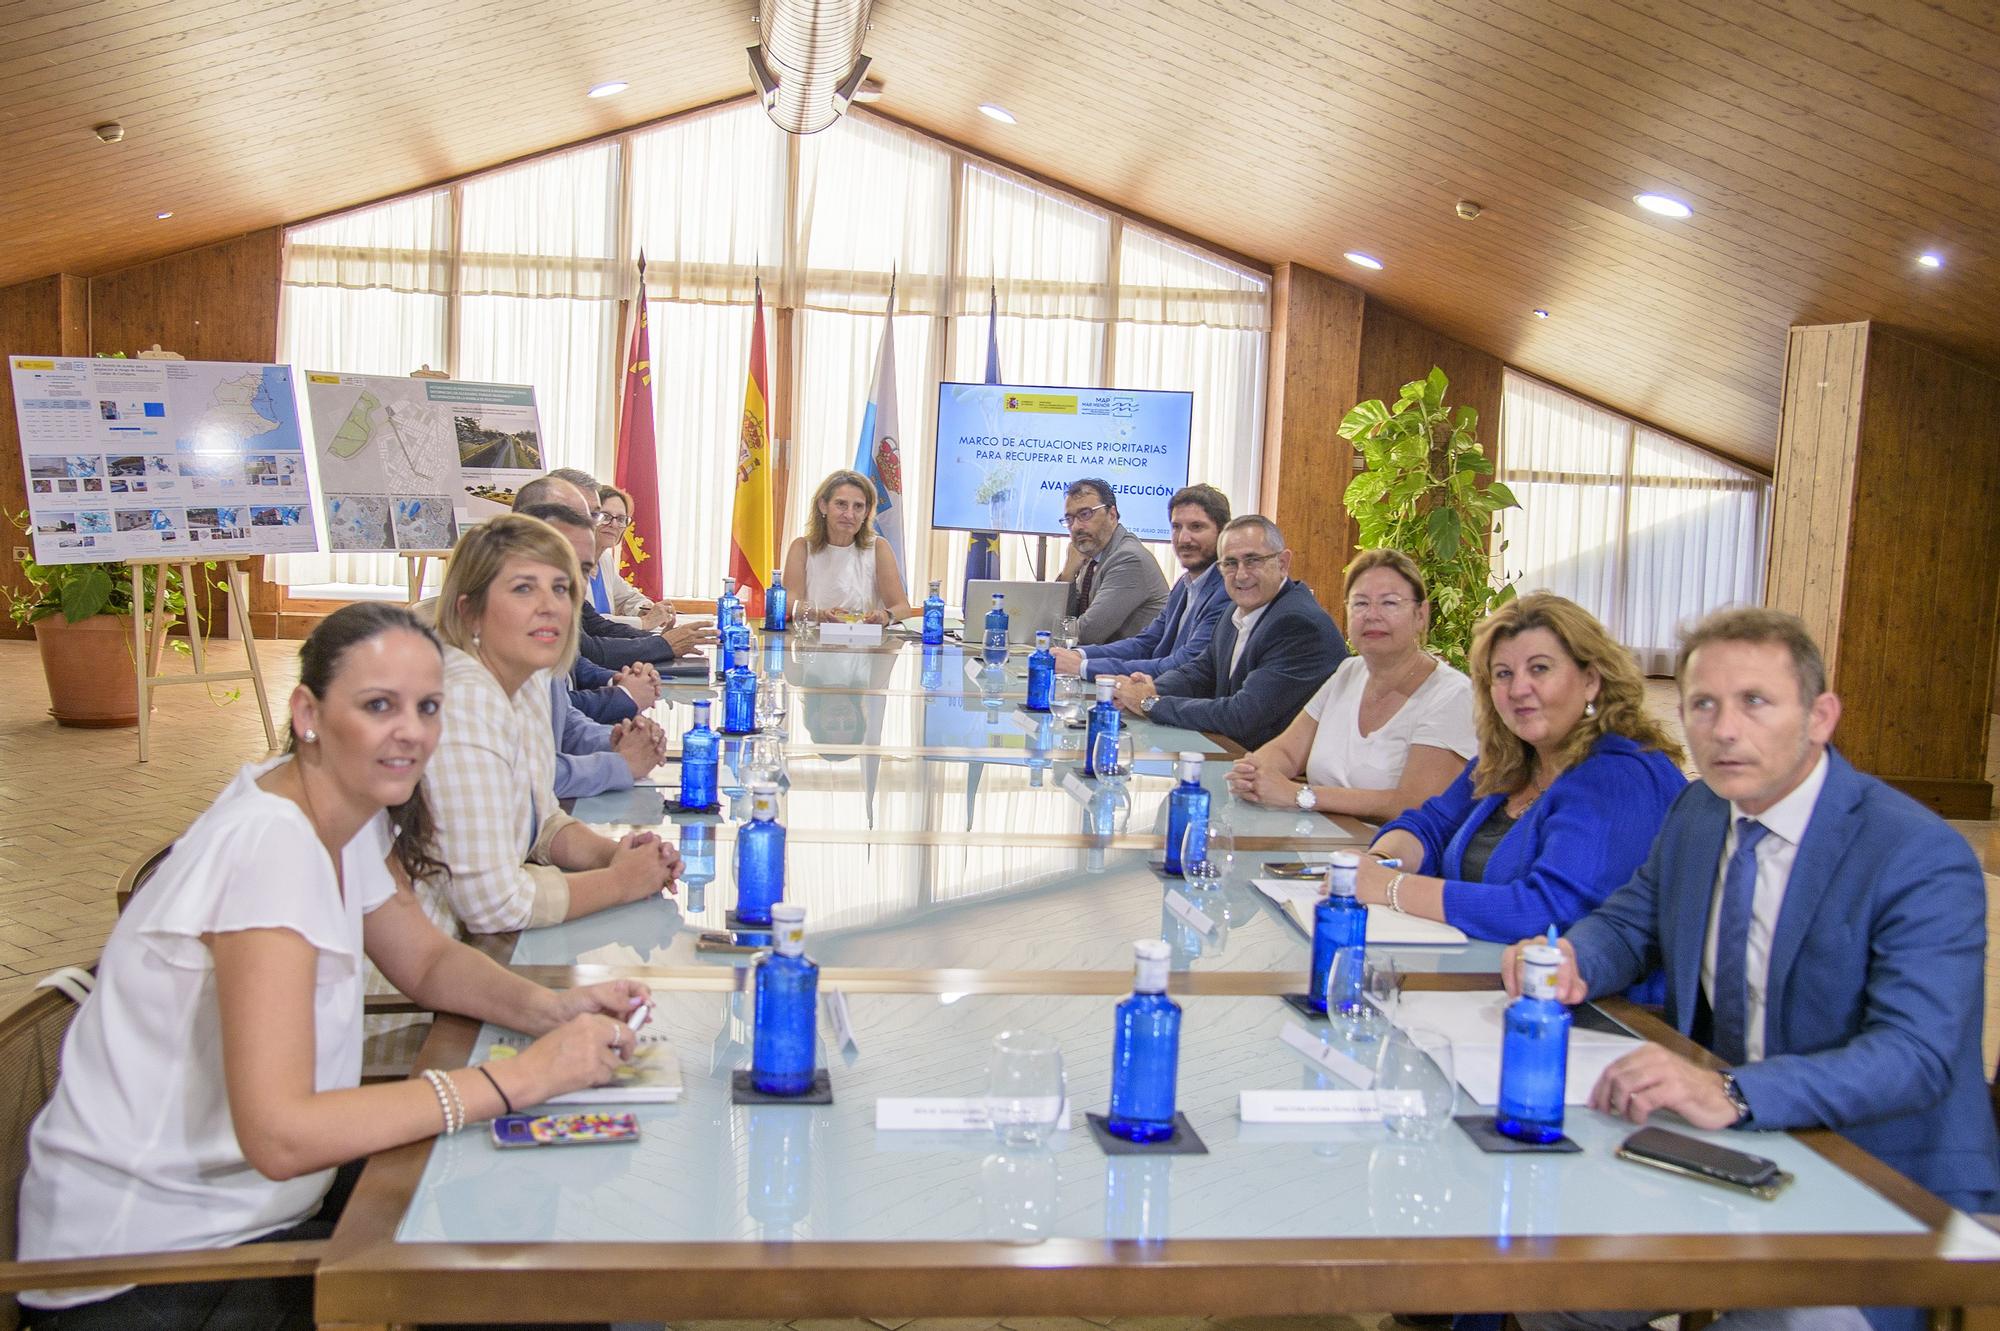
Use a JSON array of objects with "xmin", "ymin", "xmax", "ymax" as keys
[
  {"xmin": 678, "ymin": 699, "xmax": 720, "ymax": 812},
  {"xmin": 1497, "ymin": 930, "xmax": 1572, "ymax": 1143},
  {"xmin": 718, "ymin": 575, "xmax": 741, "ymax": 630},
  {"xmin": 1107, "ymin": 939, "xmax": 1180, "ymax": 1142},
  {"xmin": 1025, "ymin": 630, "xmax": 1056, "ymax": 711},
  {"xmin": 1162, "ymin": 750, "xmax": 1210, "ymax": 877},
  {"xmin": 983, "ymin": 593, "xmax": 1009, "ymax": 665},
  {"xmin": 679, "ymin": 822, "xmax": 716, "ymax": 913},
  {"xmin": 922, "ymin": 579, "xmax": 947, "ymax": 646},
  {"xmin": 751, "ymin": 903, "xmax": 818, "ymax": 1095},
  {"xmin": 734, "ymin": 782, "xmax": 786, "ymax": 925},
  {"xmin": 722, "ymin": 661, "xmax": 758, "ymax": 734},
  {"xmin": 1081, "ymin": 677, "xmax": 1120, "ymax": 778},
  {"xmin": 764, "ymin": 573, "xmax": 788, "ymax": 632},
  {"xmin": 724, "ymin": 603, "xmax": 753, "ymax": 674},
  {"xmin": 920, "ymin": 644, "xmax": 944, "ymax": 692},
  {"xmin": 1308, "ymin": 851, "xmax": 1366, "ymax": 1014}
]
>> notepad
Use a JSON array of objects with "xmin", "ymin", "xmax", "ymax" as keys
[
  {"xmin": 1393, "ymin": 990, "xmax": 1644, "ymax": 1106},
  {"xmin": 1251, "ymin": 877, "xmax": 1470, "ymax": 945},
  {"xmin": 487, "ymin": 1032, "xmax": 685, "ymax": 1104}
]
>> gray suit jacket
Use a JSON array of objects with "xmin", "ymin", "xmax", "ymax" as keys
[{"xmin": 1065, "ymin": 523, "xmax": 1168, "ymax": 645}]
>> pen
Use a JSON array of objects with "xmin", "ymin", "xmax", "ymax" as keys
[
  {"xmin": 1376, "ymin": 858, "xmax": 1402, "ymax": 870},
  {"xmin": 625, "ymin": 996, "xmax": 653, "ymax": 1034}
]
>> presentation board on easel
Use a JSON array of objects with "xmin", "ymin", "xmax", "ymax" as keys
[
  {"xmin": 301, "ymin": 370, "xmax": 544, "ymax": 551},
  {"xmin": 9, "ymin": 356, "xmax": 322, "ymax": 564}
]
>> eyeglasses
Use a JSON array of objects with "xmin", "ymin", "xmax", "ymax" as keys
[
  {"xmin": 596, "ymin": 512, "xmax": 630, "ymax": 528},
  {"xmin": 1346, "ymin": 596, "xmax": 1410, "ymax": 614},
  {"xmin": 1217, "ymin": 552, "xmax": 1281, "ymax": 575},
  {"xmin": 1059, "ymin": 503, "xmax": 1108, "ymax": 528}
]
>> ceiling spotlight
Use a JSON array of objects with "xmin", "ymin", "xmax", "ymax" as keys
[
  {"xmin": 1344, "ymin": 252, "xmax": 1384, "ymax": 271},
  {"xmin": 587, "ymin": 81, "xmax": 628, "ymax": 98},
  {"xmin": 1633, "ymin": 193, "xmax": 1694, "ymax": 219},
  {"xmin": 1455, "ymin": 200, "xmax": 1483, "ymax": 221},
  {"xmin": 156, "ymin": 210, "xmax": 173, "ymax": 220},
  {"xmin": 1918, "ymin": 252, "xmax": 1944, "ymax": 269},
  {"xmin": 978, "ymin": 103, "xmax": 1016, "ymax": 124},
  {"xmin": 93, "ymin": 122, "xmax": 124, "ymax": 143},
  {"xmin": 1532, "ymin": 308, "xmax": 1550, "ymax": 319}
]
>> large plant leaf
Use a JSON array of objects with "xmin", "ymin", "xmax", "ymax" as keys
[
  {"xmin": 59, "ymin": 565, "xmax": 114, "ymax": 622},
  {"xmin": 1484, "ymin": 480, "xmax": 1521, "ymax": 510},
  {"xmin": 1427, "ymin": 507, "xmax": 1462, "ymax": 559},
  {"xmin": 1337, "ymin": 400, "xmax": 1392, "ymax": 440},
  {"xmin": 1424, "ymin": 366, "xmax": 1449, "ymax": 410}
]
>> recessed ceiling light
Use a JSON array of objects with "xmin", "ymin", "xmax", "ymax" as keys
[
  {"xmin": 1532, "ymin": 308, "xmax": 1550, "ymax": 319},
  {"xmin": 155, "ymin": 210, "xmax": 173, "ymax": 220},
  {"xmin": 1633, "ymin": 193, "xmax": 1693, "ymax": 219},
  {"xmin": 1343, "ymin": 252, "xmax": 1383, "ymax": 271},
  {"xmin": 1918, "ymin": 252, "xmax": 1944, "ymax": 269},
  {"xmin": 587, "ymin": 81, "xmax": 628, "ymax": 98},
  {"xmin": 978, "ymin": 103, "xmax": 1016, "ymax": 124}
]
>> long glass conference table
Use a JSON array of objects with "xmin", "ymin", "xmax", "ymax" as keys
[{"xmin": 315, "ymin": 634, "xmax": 2000, "ymax": 1328}]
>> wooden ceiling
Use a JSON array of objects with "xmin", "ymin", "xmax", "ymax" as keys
[{"xmin": 5, "ymin": 0, "xmax": 1998, "ymax": 469}]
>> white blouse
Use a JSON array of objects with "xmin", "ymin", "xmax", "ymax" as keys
[
  {"xmin": 805, "ymin": 540, "xmax": 880, "ymax": 615},
  {"xmin": 1302, "ymin": 655, "xmax": 1478, "ymax": 791},
  {"xmin": 19, "ymin": 759, "xmax": 396, "ymax": 1308}
]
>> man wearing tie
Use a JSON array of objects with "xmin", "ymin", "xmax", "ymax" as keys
[
  {"xmin": 1051, "ymin": 483, "xmax": 1230, "ymax": 681},
  {"xmin": 1507, "ymin": 607, "xmax": 1998, "ymax": 1331},
  {"xmin": 1056, "ymin": 477, "xmax": 1169, "ymax": 645}
]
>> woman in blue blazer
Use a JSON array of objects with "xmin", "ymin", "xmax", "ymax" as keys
[{"xmin": 1355, "ymin": 593, "xmax": 1686, "ymax": 945}]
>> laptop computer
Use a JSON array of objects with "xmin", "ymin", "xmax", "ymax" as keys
[{"xmin": 965, "ymin": 578, "xmax": 1069, "ymax": 646}]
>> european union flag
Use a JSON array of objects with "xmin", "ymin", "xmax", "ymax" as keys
[{"xmin": 964, "ymin": 287, "xmax": 1003, "ymax": 608}]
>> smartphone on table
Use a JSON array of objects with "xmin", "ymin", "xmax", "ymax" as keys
[{"xmin": 490, "ymin": 1112, "xmax": 640, "ymax": 1148}]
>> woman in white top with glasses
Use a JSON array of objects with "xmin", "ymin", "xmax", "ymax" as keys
[
  {"xmin": 1225, "ymin": 548, "xmax": 1475, "ymax": 819},
  {"xmin": 780, "ymin": 469, "xmax": 914, "ymax": 625}
]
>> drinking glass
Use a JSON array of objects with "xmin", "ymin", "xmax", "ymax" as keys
[
  {"xmin": 981, "ymin": 1150, "xmax": 1059, "ymax": 1244},
  {"xmin": 1364, "ymin": 953, "xmax": 1404, "ymax": 1026},
  {"xmin": 1180, "ymin": 818, "xmax": 1222, "ymax": 889},
  {"xmin": 1091, "ymin": 727, "xmax": 1135, "ymax": 782},
  {"xmin": 1203, "ymin": 808, "xmax": 1239, "ymax": 887},
  {"xmin": 1051, "ymin": 674, "xmax": 1084, "ymax": 727},
  {"xmin": 985, "ymin": 1030, "xmax": 1067, "ymax": 1148},
  {"xmin": 1059, "ymin": 616, "xmax": 1082, "ymax": 651},
  {"xmin": 1328, "ymin": 949, "xmax": 1401, "ymax": 1040},
  {"xmin": 1375, "ymin": 1025, "xmax": 1456, "ymax": 1141},
  {"xmin": 757, "ymin": 678, "xmax": 790, "ymax": 737},
  {"xmin": 742, "ymin": 734, "xmax": 785, "ymax": 790}
]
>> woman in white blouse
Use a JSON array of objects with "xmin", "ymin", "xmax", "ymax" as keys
[
  {"xmin": 1225, "ymin": 549, "xmax": 1475, "ymax": 819},
  {"xmin": 17, "ymin": 603, "xmax": 654, "ymax": 1330},
  {"xmin": 420, "ymin": 514, "xmax": 678, "ymax": 935},
  {"xmin": 780, "ymin": 469, "xmax": 914, "ymax": 625}
]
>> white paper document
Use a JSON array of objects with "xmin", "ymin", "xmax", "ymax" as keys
[
  {"xmin": 1238, "ymin": 1089, "xmax": 1422, "ymax": 1123},
  {"xmin": 1251, "ymin": 878, "xmax": 1470, "ymax": 945},
  {"xmin": 1393, "ymin": 990, "xmax": 1644, "ymax": 1106}
]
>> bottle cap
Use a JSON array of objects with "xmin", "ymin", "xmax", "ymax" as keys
[
  {"xmin": 1035, "ymin": 630, "xmax": 1051, "ymax": 647},
  {"xmin": 1176, "ymin": 751, "xmax": 1203, "ymax": 781},
  {"xmin": 692, "ymin": 698, "xmax": 712, "ymax": 717},
  {"xmin": 929, "ymin": 579, "xmax": 942, "ymax": 593},
  {"xmin": 1522, "ymin": 940, "xmax": 1563, "ymax": 969},
  {"xmin": 1330, "ymin": 850, "xmax": 1360, "ymax": 869},
  {"xmin": 749, "ymin": 782, "xmax": 779, "ymax": 819},
  {"xmin": 1178, "ymin": 749, "xmax": 1203, "ymax": 764},
  {"xmin": 1324, "ymin": 849, "xmax": 1359, "ymax": 897},
  {"xmin": 1096, "ymin": 677, "xmax": 1117, "ymax": 701},
  {"xmin": 991, "ymin": 593, "xmax": 1004, "ymax": 606},
  {"xmin": 770, "ymin": 901, "xmax": 805, "ymax": 955},
  {"xmin": 1133, "ymin": 938, "xmax": 1170, "ymax": 991},
  {"xmin": 723, "ymin": 576, "xmax": 736, "ymax": 592}
]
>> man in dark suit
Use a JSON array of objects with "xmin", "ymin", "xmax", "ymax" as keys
[
  {"xmin": 1508, "ymin": 607, "xmax": 1999, "ymax": 1331},
  {"xmin": 1056, "ymin": 477, "xmax": 1168, "ymax": 645},
  {"xmin": 1108, "ymin": 514, "xmax": 1346, "ymax": 751},
  {"xmin": 1051, "ymin": 482, "xmax": 1231, "ymax": 683}
]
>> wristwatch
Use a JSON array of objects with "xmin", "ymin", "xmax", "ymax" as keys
[
  {"xmin": 1140, "ymin": 694, "xmax": 1158, "ymax": 715},
  {"xmin": 1719, "ymin": 1070, "xmax": 1752, "ymax": 1125},
  {"xmin": 1295, "ymin": 784, "xmax": 1318, "ymax": 812}
]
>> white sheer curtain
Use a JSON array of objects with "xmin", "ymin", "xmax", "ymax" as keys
[
  {"xmin": 1495, "ymin": 371, "xmax": 1769, "ymax": 673},
  {"xmin": 275, "ymin": 99, "xmax": 1270, "ymax": 605}
]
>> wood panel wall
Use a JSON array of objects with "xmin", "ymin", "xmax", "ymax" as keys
[
  {"xmin": 1260, "ymin": 263, "xmax": 1363, "ymax": 608},
  {"xmin": 1356, "ymin": 299, "xmax": 1506, "ymax": 472},
  {"xmin": 1767, "ymin": 320, "xmax": 2000, "ymax": 817},
  {"xmin": 0, "ymin": 275, "xmax": 90, "ymax": 640},
  {"xmin": 86, "ymin": 229, "xmax": 285, "ymax": 638}
]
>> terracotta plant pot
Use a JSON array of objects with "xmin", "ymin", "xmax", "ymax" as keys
[{"xmin": 32, "ymin": 613, "xmax": 139, "ymax": 728}]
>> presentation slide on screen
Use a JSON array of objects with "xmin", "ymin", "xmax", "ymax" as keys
[{"xmin": 931, "ymin": 382, "xmax": 1193, "ymax": 540}]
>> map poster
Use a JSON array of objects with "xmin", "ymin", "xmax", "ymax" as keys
[
  {"xmin": 302, "ymin": 373, "xmax": 543, "ymax": 551},
  {"xmin": 9, "ymin": 356, "xmax": 320, "ymax": 566}
]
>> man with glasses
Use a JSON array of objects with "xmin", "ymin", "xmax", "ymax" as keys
[
  {"xmin": 1055, "ymin": 477, "xmax": 1168, "ymax": 645},
  {"xmin": 1110, "ymin": 514, "xmax": 1346, "ymax": 750},
  {"xmin": 1052, "ymin": 483, "xmax": 1231, "ymax": 682}
]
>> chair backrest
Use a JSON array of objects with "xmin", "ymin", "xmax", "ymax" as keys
[
  {"xmin": 1987, "ymin": 872, "xmax": 1999, "ymax": 1137},
  {"xmin": 114, "ymin": 838, "xmax": 176, "ymax": 916},
  {"xmin": 0, "ymin": 986, "xmax": 84, "ymax": 1330}
]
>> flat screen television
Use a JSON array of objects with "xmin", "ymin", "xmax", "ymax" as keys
[{"xmin": 930, "ymin": 382, "xmax": 1193, "ymax": 541}]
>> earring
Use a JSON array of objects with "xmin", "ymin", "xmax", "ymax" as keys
[
  {"xmin": 472, "ymin": 632, "xmax": 481, "ymax": 651},
  {"xmin": 303, "ymin": 728, "xmax": 318, "ymax": 743},
  {"xmin": 1584, "ymin": 700, "xmax": 1597, "ymax": 718}
]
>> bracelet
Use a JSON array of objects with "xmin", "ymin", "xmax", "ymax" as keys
[
  {"xmin": 1385, "ymin": 872, "xmax": 1407, "ymax": 913},
  {"xmin": 477, "ymin": 1064, "xmax": 516, "ymax": 1115},
  {"xmin": 442, "ymin": 1070, "xmax": 468, "ymax": 1131},
  {"xmin": 420, "ymin": 1068, "xmax": 461, "ymax": 1135}
]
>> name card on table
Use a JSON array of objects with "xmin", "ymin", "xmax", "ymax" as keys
[
  {"xmin": 875, "ymin": 1097, "xmax": 1074, "ymax": 1131},
  {"xmin": 1279, "ymin": 1021, "xmax": 1375, "ymax": 1088},
  {"xmin": 1061, "ymin": 771, "xmax": 1094, "ymax": 805},
  {"xmin": 820, "ymin": 621, "xmax": 884, "ymax": 646},
  {"xmin": 1239, "ymin": 1089, "xmax": 1418, "ymax": 1123},
  {"xmin": 1164, "ymin": 889, "xmax": 1215, "ymax": 936}
]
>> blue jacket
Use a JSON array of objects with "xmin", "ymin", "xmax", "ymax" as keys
[
  {"xmin": 570, "ymin": 656, "xmax": 638, "ymax": 725},
  {"xmin": 1149, "ymin": 579, "xmax": 1346, "ymax": 751},
  {"xmin": 547, "ymin": 676, "xmax": 633, "ymax": 799},
  {"xmin": 1081, "ymin": 563, "xmax": 1230, "ymax": 681},
  {"xmin": 1566, "ymin": 748, "xmax": 2000, "ymax": 1226},
  {"xmin": 579, "ymin": 603, "xmax": 676, "ymax": 669},
  {"xmin": 1376, "ymin": 734, "xmax": 1687, "ymax": 944}
]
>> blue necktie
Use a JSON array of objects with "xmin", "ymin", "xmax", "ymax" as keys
[
  {"xmin": 1711, "ymin": 817, "xmax": 1770, "ymax": 1066},
  {"xmin": 590, "ymin": 568, "xmax": 611, "ymax": 614}
]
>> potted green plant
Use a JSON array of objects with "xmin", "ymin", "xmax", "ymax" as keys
[{"xmin": 1338, "ymin": 367, "xmax": 1520, "ymax": 671}]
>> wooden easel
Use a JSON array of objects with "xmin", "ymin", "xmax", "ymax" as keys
[
  {"xmin": 131, "ymin": 558, "xmax": 276, "ymax": 763},
  {"xmin": 401, "ymin": 550, "xmax": 451, "ymax": 606}
]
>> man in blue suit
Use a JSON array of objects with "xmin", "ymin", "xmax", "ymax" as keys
[
  {"xmin": 1051, "ymin": 483, "xmax": 1231, "ymax": 683},
  {"xmin": 1509, "ymin": 607, "xmax": 1998, "ymax": 1331},
  {"xmin": 1109, "ymin": 514, "xmax": 1346, "ymax": 751}
]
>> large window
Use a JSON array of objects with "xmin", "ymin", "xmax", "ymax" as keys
[
  {"xmin": 1494, "ymin": 372, "xmax": 1770, "ymax": 674},
  {"xmin": 276, "ymin": 100, "xmax": 1270, "ymax": 599}
]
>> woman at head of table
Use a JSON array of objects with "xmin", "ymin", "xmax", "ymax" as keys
[
  {"xmin": 590, "ymin": 481, "xmax": 675, "ymax": 630},
  {"xmin": 14, "ymin": 603, "xmax": 656, "ymax": 1331},
  {"xmin": 418, "ymin": 513, "xmax": 679, "ymax": 936},
  {"xmin": 780, "ymin": 468, "xmax": 915, "ymax": 626},
  {"xmin": 1348, "ymin": 591, "xmax": 1688, "ymax": 944},
  {"xmin": 1225, "ymin": 548, "xmax": 1476, "ymax": 819}
]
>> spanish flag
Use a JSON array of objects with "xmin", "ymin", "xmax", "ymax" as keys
[{"xmin": 729, "ymin": 279, "xmax": 774, "ymax": 618}]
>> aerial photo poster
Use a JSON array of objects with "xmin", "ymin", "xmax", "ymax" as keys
[{"xmin": 9, "ymin": 356, "xmax": 320, "ymax": 565}]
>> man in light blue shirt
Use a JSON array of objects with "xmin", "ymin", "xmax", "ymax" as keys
[{"xmin": 1051, "ymin": 483, "xmax": 1230, "ymax": 682}]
